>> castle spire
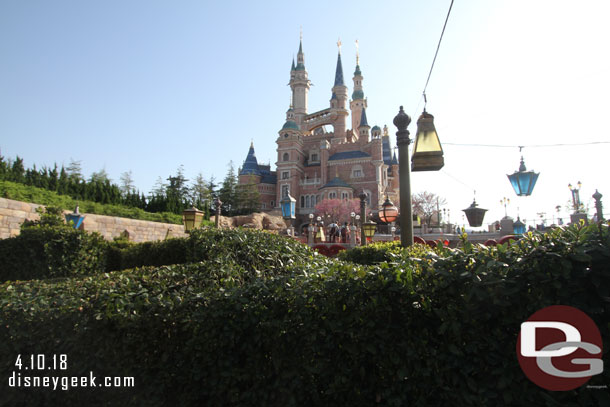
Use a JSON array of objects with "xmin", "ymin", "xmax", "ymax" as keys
[
  {"xmin": 334, "ymin": 49, "xmax": 345, "ymax": 86},
  {"xmin": 359, "ymin": 108, "xmax": 369, "ymax": 128}
]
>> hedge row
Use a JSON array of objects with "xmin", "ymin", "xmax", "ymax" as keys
[
  {"xmin": 1, "ymin": 224, "xmax": 609, "ymax": 406},
  {"xmin": 0, "ymin": 227, "xmax": 319, "ymax": 282}
]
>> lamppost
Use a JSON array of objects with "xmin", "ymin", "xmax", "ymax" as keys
[
  {"xmin": 500, "ymin": 197, "xmax": 510, "ymax": 219},
  {"xmin": 593, "ymin": 190, "xmax": 604, "ymax": 222},
  {"xmin": 379, "ymin": 194, "xmax": 399, "ymax": 235},
  {"xmin": 568, "ymin": 182, "xmax": 582, "ymax": 212},
  {"xmin": 213, "ymin": 197, "xmax": 222, "ymax": 228},
  {"xmin": 182, "ymin": 206, "xmax": 205, "ymax": 233},
  {"xmin": 316, "ymin": 215, "xmax": 323, "ymax": 242},
  {"xmin": 308, "ymin": 213, "xmax": 314, "ymax": 245},
  {"xmin": 358, "ymin": 191, "xmax": 368, "ymax": 245},
  {"xmin": 393, "ymin": 107, "xmax": 414, "ymax": 247}
]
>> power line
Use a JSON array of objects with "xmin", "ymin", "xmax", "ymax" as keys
[
  {"xmin": 443, "ymin": 141, "xmax": 610, "ymax": 148},
  {"xmin": 422, "ymin": 0, "xmax": 454, "ymax": 108}
]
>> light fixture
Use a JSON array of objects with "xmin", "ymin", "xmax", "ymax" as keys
[
  {"xmin": 411, "ymin": 109, "xmax": 444, "ymax": 172},
  {"xmin": 65, "ymin": 204, "xmax": 85, "ymax": 229},
  {"xmin": 507, "ymin": 148, "xmax": 539, "ymax": 196},
  {"xmin": 363, "ymin": 220, "xmax": 377, "ymax": 239},
  {"xmin": 379, "ymin": 195, "xmax": 399, "ymax": 224},
  {"xmin": 182, "ymin": 206, "xmax": 205, "ymax": 232},
  {"xmin": 462, "ymin": 199, "xmax": 487, "ymax": 227},
  {"xmin": 280, "ymin": 193, "xmax": 296, "ymax": 220}
]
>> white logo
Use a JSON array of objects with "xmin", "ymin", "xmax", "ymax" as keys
[{"xmin": 520, "ymin": 321, "xmax": 603, "ymax": 378}]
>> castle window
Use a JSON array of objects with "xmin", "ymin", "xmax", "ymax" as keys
[
  {"xmin": 329, "ymin": 192, "xmax": 337, "ymax": 199},
  {"xmin": 351, "ymin": 165, "xmax": 363, "ymax": 178},
  {"xmin": 310, "ymin": 152, "xmax": 319, "ymax": 163},
  {"xmin": 283, "ymin": 152, "xmax": 290, "ymax": 162},
  {"xmin": 282, "ymin": 171, "xmax": 289, "ymax": 180},
  {"xmin": 281, "ymin": 185, "xmax": 289, "ymax": 198},
  {"xmin": 341, "ymin": 192, "xmax": 349, "ymax": 200},
  {"xmin": 301, "ymin": 196, "xmax": 305, "ymax": 208}
]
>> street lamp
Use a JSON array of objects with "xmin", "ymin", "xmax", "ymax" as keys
[
  {"xmin": 308, "ymin": 213, "xmax": 314, "ymax": 245},
  {"xmin": 593, "ymin": 190, "xmax": 604, "ymax": 222},
  {"xmin": 359, "ymin": 191, "xmax": 368, "ymax": 245},
  {"xmin": 363, "ymin": 220, "xmax": 377, "ymax": 242},
  {"xmin": 568, "ymin": 182, "xmax": 582, "ymax": 212},
  {"xmin": 500, "ymin": 197, "xmax": 510, "ymax": 219},
  {"xmin": 393, "ymin": 106, "xmax": 414, "ymax": 247},
  {"xmin": 65, "ymin": 204, "xmax": 85, "ymax": 229},
  {"xmin": 182, "ymin": 206, "xmax": 205, "ymax": 232}
]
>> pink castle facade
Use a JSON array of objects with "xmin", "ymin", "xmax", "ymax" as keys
[{"xmin": 239, "ymin": 39, "xmax": 400, "ymax": 228}]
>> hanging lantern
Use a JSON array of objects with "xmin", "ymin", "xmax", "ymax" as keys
[
  {"xmin": 462, "ymin": 199, "xmax": 487, "ymax": 227},
  {"xmin": 363, "ymin": 220, "xmax": 377, "ymax": 239},
  {"xmin": 280, "ymin": 193, "xmax": 296, "ymax": 220},
  {"xmin": 378, "ymin": 196, "xmax": 399, "ymax": 223},
  {"xmin": 507, "ymin": 154, "xmax": 539, "ymax": 196},
  {"xmin": 411, "ymin": 110, "xmax": 444, "ymax": 172}
]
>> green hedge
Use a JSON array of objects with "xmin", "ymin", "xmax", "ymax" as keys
[
  {"xmin": 0, "ymin": 180, "xmax": 184, "ymax": 224},
  {"xmin": 1, "ymin": 225, "xmax": 609, "ymax": 406},
  {"xmin": 0, "ymin": 225, "xmax": 108, "ymax": 281}
]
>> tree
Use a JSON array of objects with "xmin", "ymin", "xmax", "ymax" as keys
[
  {"xmin": 190, "ymin": 172, "xmax": 212, "ymax": 217},
  {"xmin": 411, "ymin": 191, "xmax": 447, "ymax": 228},
  {"xmin": 90, "ymin": 168, "xmax": 111, "ymax": 184},
  {"xmin": 219, "ymin": 161, "xmax": 238, "ymax": 215},
  {"xmin": 315, "ymin": 198, "xmax": 361, "ymax": 225},
  {"xmin": 237, "ymin": 175, "xmax": 261, "ymax": 215},
  {"xmin": 119, "ymin": 170, "xmax": 135, "ymax": 196},
  {"xmin": 66, "ymin": 158, "xmax": 83, "ymax": 182}
]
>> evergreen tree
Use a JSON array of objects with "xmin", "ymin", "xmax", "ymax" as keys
[
  {"xmin": 237, "ymin": 175, "xmax": 261, "ymax": 215},
  {"xmin": 66, "ymin": 158, "xmax": 83, "ymax": 182},
  {"xmin": 119, "ymin": 170, "xmax": 135, "ymax": 197},
  {"xmin": 219, "ymin": 162, "xmax": 238, "ymax": 215}
]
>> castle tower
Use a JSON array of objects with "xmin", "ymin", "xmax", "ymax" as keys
[
  {"xmin": 330, "ymin": 41, "xmax": 349, "ymax": 139},
  {"xmin": 276, "ymin": 105, "xmax": 303, "ymax": 204},
  {"xmin": 350, "ymin": 46, "xmax": 367, "ymax": 133},
  {"xmin": 358, "ymin": 107, "xmax": 371, "ymax": 143},
  {"xmin": 290, "ymin": 36, "xmax": 310, "ymax": 124}
]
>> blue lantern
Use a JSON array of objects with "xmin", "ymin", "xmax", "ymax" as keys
[
  {"xmin": 65, "ymin": 205, "xmax": 85, "ymax": 229},
  {"xmin": 280, "ymin": 193, "xmax": 296, "ymax": 220},
  {"xmin": 507, "ymin": 156, "xmax": 539, "ymax": 196}
]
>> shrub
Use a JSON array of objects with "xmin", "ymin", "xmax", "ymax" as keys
[
  {"xmin": 106, "ymin": 237, "xmax": 188, "ymax": 271},
  {"xmin": 0, "ymin": 225, "xmax": 108, "ymax": 281},
  {"xmin": 1, "ymin": 224, "xmax": 609, "ymax": 406}
]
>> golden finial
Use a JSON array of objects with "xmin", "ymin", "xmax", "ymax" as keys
[
  {"xmin": 337, "ymin": 38, "xmax": 342, "ymax": 53},
  {"xmin": 355, "ymin": 39, "xmax": 360, "ymax": 65}
]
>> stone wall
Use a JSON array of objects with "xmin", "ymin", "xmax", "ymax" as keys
[{"xmin": 0, "ymin": 198, "xmax": 186, "ymax": 242}]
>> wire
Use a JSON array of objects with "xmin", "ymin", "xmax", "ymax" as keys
[
  {"xmin": 443, "ymin": 141, "xmax": 610, "ymax": 148},
  {"xmin": 422, "ymin": 0, "xmax": 455, "ymax": 108}
]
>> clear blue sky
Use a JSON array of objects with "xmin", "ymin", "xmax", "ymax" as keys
[{"xmin": 1, "ymin": 0, "xmax": 609, "ymax": 229}]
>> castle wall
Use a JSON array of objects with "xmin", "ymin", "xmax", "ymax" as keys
[{"xmin": 0, "ymin": 198, "xmax": 186, "ymax": 242}]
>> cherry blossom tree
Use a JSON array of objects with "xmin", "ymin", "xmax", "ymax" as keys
[{"xmin": 315, "ymin": 198, "xmax": 360, "ymax": 224}]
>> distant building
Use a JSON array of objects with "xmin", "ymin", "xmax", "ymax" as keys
[{"xmin": 239, "ymin": 38, "xmax": 400, "ymax": 226}]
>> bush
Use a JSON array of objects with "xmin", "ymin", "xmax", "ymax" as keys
[
  {"xmin": 1, "ymin": 224, "xmax": 609, "ymax": 406},
  {"xmin": 106, "ymin": 237, "xmax": 188, "ymax": 271},
  {"xmin": 0, "ymin": 225, "xmax": 108, "ymax": 281}
]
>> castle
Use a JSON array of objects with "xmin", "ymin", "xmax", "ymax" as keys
[{"xmin": 238, "ymin": 38, "xmax": 400, "ymax": 228}]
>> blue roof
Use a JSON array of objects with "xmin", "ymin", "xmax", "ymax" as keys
[
  {"xmin": 328, "ymin": 150, "xmax": 371, "ymax": 161},
  {"xmin": 260, "ymin": 171, "xmax": 277, "ymax": 184},
  {"xmin": 334, "ymin": 52, "xmax": 345, "ymax": 86},
  {"xmin": 240, "ymin": 144, "xmax": 260, "ymax": 176},
  {"xmin": 382, "ymin": 136, "xmax": 392, "ymax": 165},
  {"xmin": 359, "ymin": 108, "xmax": 369, "ymax": 128},
  {"xmin": 282, "ymin": 120, "xmax": 299, "ymax": 130},
  {"xmin": 319, "ymin": 177, "xmax": 354, "ymax": 190},
  {"xmin": 354, "ymin": 64, "xmax": 362, "ymax": 76}
]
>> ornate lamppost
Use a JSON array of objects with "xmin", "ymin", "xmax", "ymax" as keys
[
  {"xmin": 593, "ymin": 190, "xmax": 604, "ymax": 222},
  {"xmin": 280, "ymin": 193, "xmax": 296, "ymax": 236},
  {"xmin": 359, "ymin": 191, "xmax": 368, "ymax": 245},
  {"xmin": 568, "ymin": 182, "xmax": 582, "ymax": 213},
  {"xmin": 393, "ymin": 106, "xmax": 414, "ymax": 247}
]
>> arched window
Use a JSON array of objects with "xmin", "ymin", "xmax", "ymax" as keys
[
  {"xmin": 301, "ymin": 196, "xmax": 305, "ymax": 208},
  {"xmin": 283, "ymin": 152, "xmax": 290, "ymax": 162}
]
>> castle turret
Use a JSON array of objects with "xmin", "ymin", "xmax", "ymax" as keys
[
  {"xmin": 330, "ymin": 43, "xmax": 349, "ymax": 140},
  {"xmin": 350, "ymin": 50, "xmax": 367, "ymax": 133},
  {"xmin": 290, "ymin": 36, "xmax": 310, "ymax": 123},
  {"xmin": 358, "ymin": 107, "xmax": 371, "ymax": 143}
]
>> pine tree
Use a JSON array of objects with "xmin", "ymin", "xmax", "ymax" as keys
[
  {"xmin": 219, "ymin": 161, "xmax": 238, "ymax": 215},
  {"xmin": 119, "ymin": 170, "xmax": 135, "ymax": 197}
]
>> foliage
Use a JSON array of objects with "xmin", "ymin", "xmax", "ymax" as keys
[
  {"xmin": 314, "ymin": 198, "xmax": 360, "ymax": 224},
  {"xmin": 0, "ymin": 224, "xmax": 609, "ymax": 406},
  {"xmin": 106, "ymin": 238, "xmax": 189, "ymax": 272},
  {"xmin": 412, "ymin": 190, "xmax": 447, "ymax": 227},
  {"xmin": 0, "ymin": 225, "xmax": 108, "ymax": 281},
  {"xmin": 1, "ymin": 180, "xmax": 183, "ymax": 224}
]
